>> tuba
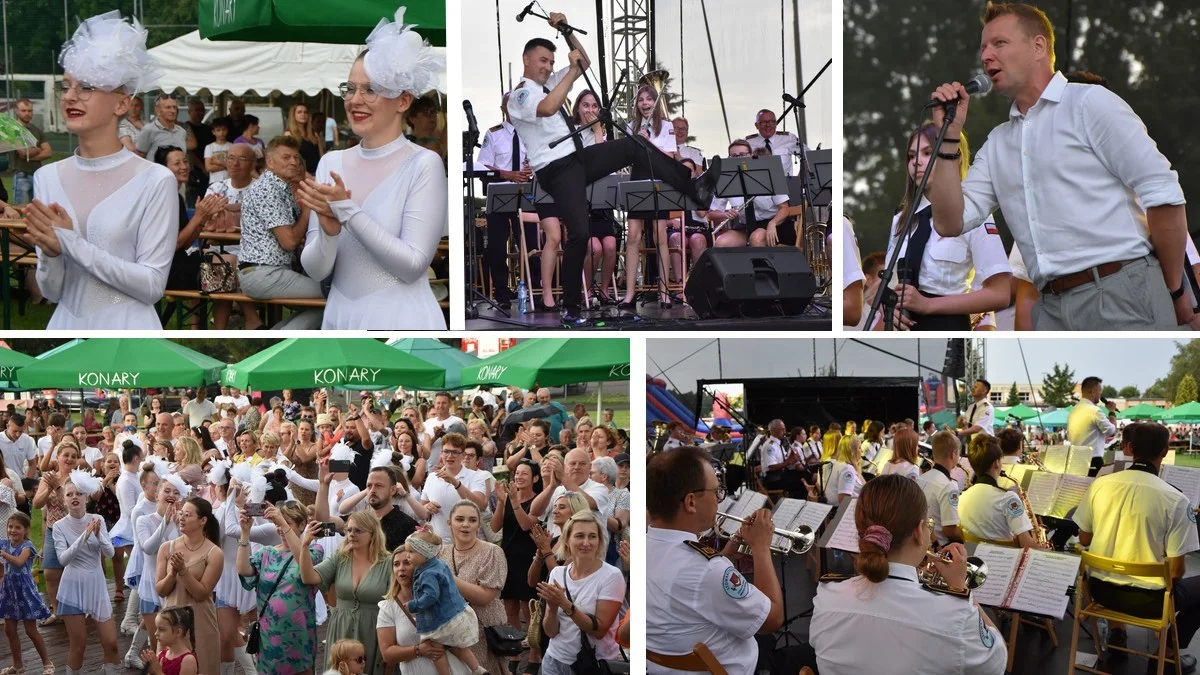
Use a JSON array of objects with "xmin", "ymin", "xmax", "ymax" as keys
[{"xmin": 804, "ymin": 222, "xmax": 830, "ymax": 291}]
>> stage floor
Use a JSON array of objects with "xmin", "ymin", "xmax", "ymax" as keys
[
  {"xmin": 465, "ymin": 297, "xmax": 833, "ymax": 331},
  {"xmin": 774, "ymin": 549, "xmax": 1200, "ymax": 673}
]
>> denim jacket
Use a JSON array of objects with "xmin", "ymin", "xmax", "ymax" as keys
[{"xmin": 407, "ymin": 557, "xmax": 468, "ymax": 633}]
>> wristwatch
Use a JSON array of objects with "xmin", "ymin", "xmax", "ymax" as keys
[{"xmin": 564, "ymin": 603, "xmax": 576, "ymax": 617}]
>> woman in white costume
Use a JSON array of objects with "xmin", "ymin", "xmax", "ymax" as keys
[
  {"xmin": 26, "ymin": 11, "xmax": 175, "ymax": 330},
  {"xmin": 297, "ymin": 8, "xmax": 447, "ymax": 330}
]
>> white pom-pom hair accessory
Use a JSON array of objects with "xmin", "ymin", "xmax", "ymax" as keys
[
  {"xmin": 67, "ymin": 469, "xmax": 101, "ymax": 496},
  {"xmin": 207, "ymin": 459, "xmax": 232, "ymax": 486},
  {"xmin": 145, "ymin": 455, "xmax": 171, "ymax": 479},
  {"xmin": 229, "ymin": 461, "xmax": 255, "ymax": 486},
  {"xmin": 59, "ymin": 10, "xmax": 162, "ymax": 94},
  {"xmin": 330, "ymin": 442, "xmax": 357, "ymax": 462},
  {"xmin": 362, "ymin": 7, "xmax": 443, "ymax": 98},
  {"xmin": 248, "ymin": 473, "xmax": 269, "ymax": 503},
  {"xmin": 163, "ymin": 473, "xmax": 192, "ymax": 499}
]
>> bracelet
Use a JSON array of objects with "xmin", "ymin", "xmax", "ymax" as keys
[
  {"xmin": 940, "ymin": 137, "xmax": 961, "ymax": 144},
  {"xmin": 1171, "ymin": 284, "xmax": 1186, "ymax": 301},
  {"xmin": 454, "ymin": 481, "xmax": 462, "ymax": 489},
  {"xmin": 936, "ymin": 150, "xmax": 962, "ymax": 160},
  {"xmin": 238, "ymin": 540, "xmax": 250, "ymax": 547}
]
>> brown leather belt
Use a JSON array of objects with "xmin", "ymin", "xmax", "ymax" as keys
[{"xmin": 1041, "ymin": 257, "xmax": 1143, "ymax": 295}]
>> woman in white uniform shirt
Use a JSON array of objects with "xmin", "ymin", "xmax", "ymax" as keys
[
  {"xmin": 619, "ymin": 84, "xmax": 679, "ymax": 309},
  {"xmin": 296, "ymin": 8, "xmax": 447, "ymax": 329},
  {"xmin": 879, "ymin": 123, "xmax": 1011, "ymax": 331},
  {"xmin": 881, "ymin": 428, "xmax": 921, "ymax": 481},
  {"xmin": 825, "ymin": 435, "xmax": 864, "ymax": 506},
  {"xmin": 958, "ymin": 435, "xmax": 1048, "ymax": 549},
  {"xmin": 812, "ymin": 475, "xmax": 1006, "ymax": 674}
]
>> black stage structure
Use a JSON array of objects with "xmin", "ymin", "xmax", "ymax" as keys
[{"xmin": 694, "ymin": 376, "xmax": 920, "ymax": 432}]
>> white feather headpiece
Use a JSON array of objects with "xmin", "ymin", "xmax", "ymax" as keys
[
  {"xmin": 248, "ymin": 473, "xmax": 269, "ymax": 503},
  {"xmin": 229, "ymin": 461, "xmax": 255, "ymax": 486},
  {"xmin": 363, "ymin": 7, "xmax": 443, "ymax": 98},
  {"xmin": 67, "ymin": 469, "xmax": 101, "ymax": 496},
  {"xmin": 163, "ymin": 473, "xmax": 191, "ymax": 499},
  {"xmin": 207, "ymin": 459, "xmax": 232, "ymax": 486},
  {"xmin": 59, "ymin": 11, "xmax": 161, "ymax": 94},
  {"xmin": 330, "ymin": 442, "xmax": 357, "ymax": 462},
  {"xmin": 370, "ymin": 446, "xmax": 393, "ymax": 469},
  {"xmin": 145, "ymin": 454, "xmax": 171, "ymax": 479}
]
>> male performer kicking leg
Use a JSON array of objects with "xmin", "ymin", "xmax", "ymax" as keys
[{"xmin": 507, "ymin": 11, "xmax": 720, "ymax": 324}]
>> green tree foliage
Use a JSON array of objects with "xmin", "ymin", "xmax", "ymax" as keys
[
  {"xmin": 1146, "ymin": 341, "xmax": 1200, "ymax": 407},
  {"xmin": 1005, "ymin": 385, "xmax": 1020, "ymax": 407},
  {"xmin": 844, "ymin": 1, "xmax": 1200, "ymax": 258},
  {"xmin": 1118, "ymin": 386, "xmax": 1140, "ymax": 398},
  {"xmin": 1101, "ymin": 385, "xmax": 1119, "ymax": 400},
  {"xmin": 1041, "ymin": 363, "xmax": 1076, "ymax": 408},
  {"xmin": 1176, "ymin": 374, "xmax": 1199, "ymax": 406},
  {"xmin": 1144, "ymin": 382, "xmax": 1167, "ymax": 399}
]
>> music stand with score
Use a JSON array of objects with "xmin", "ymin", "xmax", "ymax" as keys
[{"xmin": 715, "ymin": 156, "xmax": 789, "ymax": 213}]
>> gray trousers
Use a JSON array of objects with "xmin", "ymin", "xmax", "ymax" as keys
[
  {"xmin": 237, "ymin": 264, "xmax": 324, "ymax": 330},
  {"xmin": 1033, "ymin": 255, "xmax": 1177, "ymax": 331}
]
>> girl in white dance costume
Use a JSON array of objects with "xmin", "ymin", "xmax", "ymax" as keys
[
  {"xmin": 24, "ymin": 11, "xmax": 176, "ymax": 330},
  {"xmin": 297, "ymin": 7, "xmax": 447, "ymax": 330},
  {"xmin": 53, "ymin": 470, "xmax": 120, "ymax": 674},
  {"xmin": 133, "ymin": 471, "xmax": 185, "ymax": 663},
  {"xmin": 120, "ymin": 461, "xmax": 161, "ymax": 654}
]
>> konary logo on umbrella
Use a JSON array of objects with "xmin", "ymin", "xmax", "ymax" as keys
[
  {"xmin": 476, "ymin": 365, "xmax": 508, "ymax": 381},
  {"xmin": 0, "ymin": 366, "xmax": 15, "ymax": 381},
  {"xmin": 212, "ymin": 0, "xmax": 237, "ymax": 27},
  {"xmin": 609, "ymin": 364, "xmax": 630, "ymax": 377},
  {"xmin": 313, "ymin": 367, "xmax": 384, "ymax": 385},
  {"xmin": 78, "ymin": 372, "xmax": 142, "ymax": 386}
]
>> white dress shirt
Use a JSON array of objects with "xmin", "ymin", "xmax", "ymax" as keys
[
  {"xmin": 843, "ymin": 217, "xmax": 865, "ymax": 290},
  {"xmin": 886, "ymin": 197, "xmax": 1010, "ymax": 297},
  {"xmin": 1067, "ymin": 399, "xmax": 1117, "ymax": 459},
  {"xmin": 964, "ymin": 400, "xmax": 996, "ymax": 437},
  {"xmin": 958, "ymin": 72, "xmax": 1185, "ymax": 288},
  {"xmin": 958, "ymin": 481, "xmax": 1034, "ymax": 543},
  {"xmin": 476, "ymin": 121, "xmax": 527, "ymax": 172},
  {"xmin": 630, "ymin": 120, "xmax": 677, "ymax": 156},
  {"xmin": 825, "ymin": 462, "xmax": 864, "ymax": 504},
  {"xmin": 916, "ymin": 467, "xmax": 961, "ymax": 547},
  {"xmin": 746, "ymin": 131, "xmax": 804, "ymax": 176},
  {"xmin": 508, "ymin": 67, "xmax": 575, "ymax": 170}
]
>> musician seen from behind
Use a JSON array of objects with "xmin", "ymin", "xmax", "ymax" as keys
[
  {"xmin": 843, "ymin": 216, "xmax": 865, "ymax": 326},
  {"xmin": 704, "ymin": 141, "xmax": 788, "ymax": 248},
  {"xmin": 916, "ymin": 430, "xmax": 966, "ymax": 546},
  {"xmin": 1068, "ymin": 375, "xmax": 1118, "ymax": 477},
  {"xmin": 647, "ymin": 447, "xmax": 817, "ymax": 674},
  {"xmin": 958, "ymin": 435, "xmax": 1050, "ymax": 549},
  {"xmin": 745, "ymin": 109, "xmax": 802, "ymax": 176},
  {"xmin": 1073, "ymin": 423, "xmax": 1200, "ymax": 673},
  {"xmin": 811, "ymin": 474, "xmax": 1006, "ymax": 674},
  {"xmin": 998, "ymin": 426, "xmax": 1080, "ymax": 550}
]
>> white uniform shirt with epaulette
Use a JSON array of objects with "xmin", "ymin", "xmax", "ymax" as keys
[
  {"xmin": 507, "ymin": 67, "xmax": 575, "ymax": 170},
  {"xmin": 476, "ymin": 120, "xmax": 527, "ymax": 172},
  {"xmin": 826, "ymin": 462, "xmax": 865, "ymax": 503},
  {"xmin": 759, "ymin": 436, "xmax": 784, "ymax": 475},
  {"xmin": 1073, "ymin": 466, "xmax": 1200, "ymax": 589},
  {"xmin": 916, "ymin": 466, "xmax": 961, "ymax": 546},
  {"xmin": 964, "ymin": 400, "xmax": 995, "ymax": 438},
  {"xmin": 885, "ymin": 196, "xmax": 1011, "ymax": 297},
  {"xmin": 678, "ymin": 143, "xmax": 704, "ymax": 167},
  {"xmin": 745, "ymin": 130, "xmax": 804, "ymax": 176},
  {"xmin": 647, "ymin": 527, "xmax": 770, "ymax": 675},
  {"xmin": 958, "ymin": 481, "xmax": 1034, "ymax": 543},
  {"xmin": 811, "ymin": 562, "xmax": 1007, "ymax": 674}
]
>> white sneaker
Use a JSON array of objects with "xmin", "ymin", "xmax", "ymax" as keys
[
  {"xmin": 123, "ymin": 651, "xmax": 144, "ymax": 669},
  {"xmin": 120, "ymin": 623, "xmax": 138, "ymax": 636}
]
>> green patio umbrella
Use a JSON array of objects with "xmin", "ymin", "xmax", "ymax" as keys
[
  {"xmin": 199, "ymin": 0, "xmax": 446, "ymax": 46},
  {"xmin": 17, "ymin": 339, "xmax": 225, "ymax": 389},
  {"xmin": 1004, "ymin": 404, "xmax": 1041, "ymax": 420},
  {"xmin": 1029, "ymin": 408, "xmax": 1070, "ymax": 427},
  {"xmin": 922, "ymin": 409, "xmax": 958, "ymax": 429},
  {"xmin": 1163, "ymin": 401, "xmax": 1200, "ymax": 423},
  {"xmin": 342, "ymin": 338, "xmax": 479, "ymax": 392},
  {"xmin": 1118, "ymin": 403, "xmax": 1166, "ymax": 420},
  {"xmin": 221, "ymin": 338, "xmax": 445, "ymax": 391},
  {"xmin": 459, "ymin": 338, "xmax": 630, "ymax": 389},
  {"xmin": 0, "ymin": 346, "xmax": 35, "ymax": 389}
]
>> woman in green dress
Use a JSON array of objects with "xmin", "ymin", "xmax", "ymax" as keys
[{"xmin": 314, "ymin": 508, "xmax": 393, "ymax": 674}]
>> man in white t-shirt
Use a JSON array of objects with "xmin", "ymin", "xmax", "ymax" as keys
[
  {"xmin": 182, "ymin": 387, "xmax": 218, "ymax": 428},
  {"xmin": 229, "ymin": 388, "xmax": 251, "ymax": 415},
  {"xmin": 532, "ymin": 448, "xmax": 611, "ymax": 537},
  {"xmin": 419, "ymin": 432, "xmax": 488, "ymax": 539},
  {"xmin": 421, "ymin": 392, "xmax": 465, "ymax": 446},
  {"xmin": 0, "ymin": 414, "xmax": 37, "ymax": 478},
  {"xmin": 213, "ymin": 386, "xmax": 234, "ymax": 409},
  {"xmin": 35, "ymin": 413, "xmax": 68, "ymax": 465}
]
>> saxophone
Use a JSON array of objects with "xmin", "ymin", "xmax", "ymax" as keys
[{"xmin": 1001, "ymin": 471, "xmax": 1048, "ymax": 547}]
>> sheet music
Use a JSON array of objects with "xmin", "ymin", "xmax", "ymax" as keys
[
  {"xmin": 1164, "ymin": 450, "xmax": 1177, "ymax": 466},
  {"xmin": 1160, "ymin": 465, "xmax": 1200, "ymax": 508},
  {"xmin": 1024, "ymin": 472, "xmax": 1060, "ymax": 517},
  {"xmin": 719, "ymin": 490, "xmax": 767, "ymax": 537},
  {"xmin": 1041, "ymin": 445, "xmax": 1070, "ymax": 474},
  {"xmin": 770, "ymin": 498, "xmax": 807, "ymax": 550},
  {"xmin": 872, "ymin": 446, "xmax": 893, "ymax": 474},
  {"xmin": 1004, "ymin": 464, "xmax": 1035, "ymax": 490},
  {"xmin": 1065, "ymin": 446, "xmax": 1093, "ymax": 477},
  {"xmin": 1049, "ymin": 475, "xmax": 1093, "ymax": 519},
  {"xmin": 824, "ymin": 498, "xmax": 860, "ymax": 553},
  {"xmin": 1096, "ymin": 463, "xmax": 1116, "ymax": 477},
  {"xmin": 1007, "ymin": 550, "xmax": 1081, "ymax": 619},
  {"xmin": 793, "ymin": 501, "xmax": 834, "ymax": 533},
  {"xmin": 971, "ymin": 543, "xmax": 1024, "ymax": 608}
]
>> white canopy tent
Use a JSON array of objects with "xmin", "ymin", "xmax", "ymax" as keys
[{"xmin": 148, "ymin": 30, "xmax": 447, "ymax": 96}]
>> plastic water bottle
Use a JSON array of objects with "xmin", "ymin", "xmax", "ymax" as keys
[{"xmin": 517, "ymin": 281, "xmax": 528, "ymax": 314}]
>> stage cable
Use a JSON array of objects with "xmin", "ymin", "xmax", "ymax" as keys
[
  {"xmin": 1016, "ymin": 339, "xmax": 1046, "ymax": 430},
  {"xmin": 494, "ymin": 0, "xmax": 504, "ymax": 99}
]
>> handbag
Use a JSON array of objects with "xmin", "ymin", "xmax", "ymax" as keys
[
  {"xmin": 246, "ymin": 554, "xmax": 293, "ymax": 655},
  {"xmin": 200, "ymin": 251, "xmax": 239, "ymax": 294},
  {"xmin": 564, "ymin": 571, "xmax": 603, "ymax": 675},
  {"xmin": 527, "ymin": 598, "xmax": 549, "ymax": 653},
  {"xmin": 600, "ymin": 647, "xmax": 630, "ymax": 675},
  {"xmin": 485, "ymin": 624, "xmax": 524, "ymax": 656}
]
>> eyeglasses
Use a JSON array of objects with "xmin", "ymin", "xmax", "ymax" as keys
[
  {"xmin": 56, "ymin": 82, "xmax": 98, "ymax": 101},
  {"xmin": 442, "ymin": 449, "xmax": 463, "ymax": 456},
  {"xmin": 686, "ymin": 485, "xmax": 726, "ymax": 501},
  {"xmin": 729, "ymin": 152, "xmax": 751, "ymax": 158},
  {"xmin": 338, "ymin": 82, "xmax": 380, "ymax": 103}
]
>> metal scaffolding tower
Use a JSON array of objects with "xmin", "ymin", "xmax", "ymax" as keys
[{"xmin": 609, "ymin": 0, "xmax": 652, "ymax": 119}]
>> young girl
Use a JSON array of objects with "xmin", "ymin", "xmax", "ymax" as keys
[
  {"xmin": 325, "ymin": 638, "xmax": 368, "ymax": 675},
  {"xmin": 403, "ymin": 530, "xmax": 487, "ymax": 675},
  {"xmin": 139, "ymin": 606, "xmax": 198, "ymax": 675},
  {"xmin": 0, "ymin": 512, "xmax": 53, "ymax": 675},
  {"xmin": 621, "ymin": 83, "xmax": 679, "ymax": 309}
]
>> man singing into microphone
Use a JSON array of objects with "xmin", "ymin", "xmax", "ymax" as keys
[
  {"xmin": 925, "ymin": 2, "xmax": 1190, "ymax": 331},
  {"xmin": 506, "ymin": 11, "xmax": 721, "ymax": 324}
]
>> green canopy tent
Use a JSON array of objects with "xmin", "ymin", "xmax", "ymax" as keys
[
  {"xmin": 1004, "ymin": 404, "xmax": 1041, "ymax": 420},
  {"xmin": 921, "ymin": 409, "xmax": 958, "ymax": 430},
  {"xmin": 341, "ymin": 338, "xmax": 479, "ymax": 392},
  {"xmin": 1028, "ymin": 408, "xmax": 1070, "ymax": 428},
  {"xmin": 221, "ymin": 338, "xmax": 445, "ymax": 391},
  {"xmin": 1118, "ymin": 403, "xmax": 1166, "ymax": 420},
  {"xmin": 198, "ymin": 0, "xmax": 446, "ymax": 46},
  {"xmin": 16, "ymin": 339, "xmax": 225, "ymax": 389},
  {"xmin": 36, "ymin": 339, "xmax": 84, "ymax": 360},
  {"xmin": 1163, "ymin": 401, "xmax": 1200, "ymax": 423},
  {"xmin": 0, "ymin": 346, "xmax": 35, "ymax": 389}
]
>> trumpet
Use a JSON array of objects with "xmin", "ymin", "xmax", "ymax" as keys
[
  {"xmin": 716, "ymin": 511, "xmax": 815, "ymax": 555},
  {"xmin": 918, "ymin": 550, "xmax": 989, "ymax": 591}
]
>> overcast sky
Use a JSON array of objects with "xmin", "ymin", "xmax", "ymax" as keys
[
  {"xmin": 460, "ymin": 0, "xmax": 833, "ymax": 156},
  {"xmin": 647, "ymin": 338, "xmax": 1187, "ymax": 394}
]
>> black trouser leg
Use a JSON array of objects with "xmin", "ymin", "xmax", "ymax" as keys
[
  {"xmin": 536, "ymin": 155, "xmax": 590, "ymax": 308},
  {"xmin": 486, "ymin": 212, "xmax": 517, "ymax": 297},
  {"xmin": 580, "ymin": 136, "xmax": 694, "ymax": 194},
  {"xmin": 1089, "ymin": 456, "xmax": 1104, "ymax": 477}
]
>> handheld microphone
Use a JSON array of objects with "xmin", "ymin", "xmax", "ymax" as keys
[
  {"xmin": 516, "ymin": 1, "xmax": 535, "ymax": 22},
  {"xmin": 924, "ymin": 74, "xmax": 992, "ymax": 108},
  {"xmin": 462, "ymin": 99, "xmax": 478, "ymax": 134}
]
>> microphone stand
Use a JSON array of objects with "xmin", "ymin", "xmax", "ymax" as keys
[
  {"xmin": 863, "ymin": 99, "xmax": 959, "ymax": 331},
  {"xmin": 780, "ymin": 58, "xmax": 832, "ymax": 256},
  {"xmin": 463, "ymin": 103, "xmax": 511, "ymax": 319}
]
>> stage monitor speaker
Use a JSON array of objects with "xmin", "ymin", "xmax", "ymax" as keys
[{"xmin": 684, "ymin": 247, "xmax": 816, "ymax": 319}]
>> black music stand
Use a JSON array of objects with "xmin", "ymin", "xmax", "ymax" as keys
[
  {"xmin": 587, "ymin": 174, "xmax": 623, "ymax": 209},
  {"xmin": 618, "ymin": 180, "xmax": 701, "ymax": 306},
  {"xmin": 485, "ymin": 181, "xmax": 534, "ymax": 217},
  {"xmin": 805, "ymin": 149, "xmax": 832, "ymax": 207}
]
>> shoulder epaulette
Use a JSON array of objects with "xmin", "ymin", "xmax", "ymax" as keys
[
  {"xmin": 684, "ymin": 540, "xmax": 721, "ymax": 560},
  {"xmin": 921, "ymin": 583, "xmax": 971, "ymax": 599},
  {"xmin": 489, "ymin": 124, "xmax": 503, "ymax": 132},
  {"xmin": 819, "ymin": 573, "xmax": 855, "ymax": 583},
  {"xmin": 778, "ymin": 131, "xmax": 793, "ymax": 136},
  {"xmin": 746, "ymin": 133, "xmax": 759, "ymax": 140}
]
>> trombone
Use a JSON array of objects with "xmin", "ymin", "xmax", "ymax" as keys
[{"xmin": 716, "ymin": 511, "xmax": 815, "ymax": 555}]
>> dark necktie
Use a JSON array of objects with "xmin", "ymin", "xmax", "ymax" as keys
[
  {"xmin": 967, "ymin": 403, "xmax": 977, "ymax": 425},
  {"xmin": 901, "ymin": 204, "xmax": 935, "ymax": 291},
  {"xmin": 510, "ymin": 129, "xmax": 521, "ymax": 171},
  {"xmin": 545, "ymin": 86, "xmax": 585, "ymax": 154},
  {"xmin": 765, "ymin": 137, "xmax": 773, "ymax": 153}
]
